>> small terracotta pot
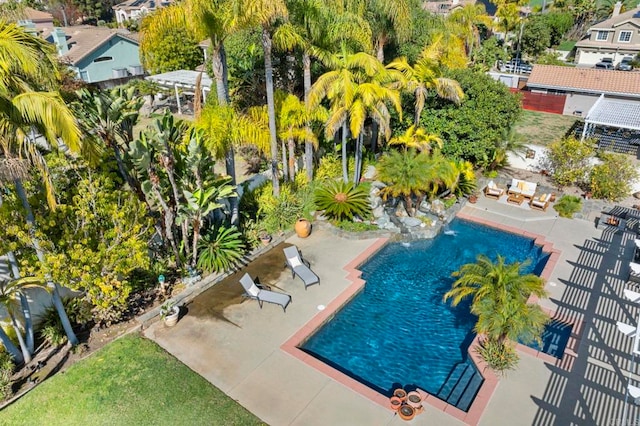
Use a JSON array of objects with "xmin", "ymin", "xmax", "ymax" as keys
[
  {"xmin": 294, "ymin": 218, "xmax": 311, "ymax": 238},
  {"xmin": 398, "ymin": 404, "xmax": 416, "ymax": 421},
  {"xmin": 406, "ymin": 391, "xmax": 422, "ymax": 408},
  {"xmin": 468, "ymin": 195, "xmax": 478, "ymax": 204},
  {"xmin": 393, "ymin": 388, "xmax": 407, "ymax": 401},
  {"xmin": 389, "ymin": 396, "xmax": 402, "ymax": 411}
]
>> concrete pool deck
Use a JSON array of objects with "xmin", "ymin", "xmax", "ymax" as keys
[{"xmin": 143, "ymin": 196, "xmax": 640, "ymax": 425}]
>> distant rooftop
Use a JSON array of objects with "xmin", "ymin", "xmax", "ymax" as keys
[{"xmin": 527, "ymin": 65, "xmax": 640, "ymax": 98}]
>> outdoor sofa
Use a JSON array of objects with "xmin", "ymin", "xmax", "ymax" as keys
[
  {"xmin": 530, "ymin": 193, "xmax": 551, "ymax": 212},
  {"xmin": 507, "ymin": 178, "xmax": 537, "ymax": 200}
]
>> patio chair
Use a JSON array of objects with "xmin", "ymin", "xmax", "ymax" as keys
[
  {"xmin": 530, "ymin": 193, "xmax": 550, "ymax": 212},
  {"xmin": 239, "ymin": 273, "xmax": 292, "ymax": 312},
  {"xmin": 629, "ymin": 262, "xmax": 640, "ymax": 284},
  {"xmin": 283, "ymin": 246, "xmax": 320, "ymax": 289},
  {"xmin": 483, "ymin": 180, "xmax": 504, "ymax": 200}
]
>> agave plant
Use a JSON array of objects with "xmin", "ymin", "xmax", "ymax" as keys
[
  {"xmin": 314, "ymin": 181, "xmax": 371, "ymax": 221},
  {"xmin": 196, "ymin": 226, "xmax": 246, "ymax": 273}
]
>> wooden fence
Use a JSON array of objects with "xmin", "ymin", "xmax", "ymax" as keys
[{"xmin": 510, "ymin": 89, "xmax": 567, "ymax": 114}]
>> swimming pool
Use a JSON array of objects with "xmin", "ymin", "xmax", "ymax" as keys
[{"xmin": 300, "ymin": 219, "xmax": 550, "ymax": 411}]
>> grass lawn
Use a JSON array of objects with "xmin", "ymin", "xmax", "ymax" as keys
[
  {"xmin": 0, "ymin": 334, "xmax": 264, "ymax": 426},
  {"xmin": 513, "ymin": 110, "xmax": 580, "ymax": 146}
]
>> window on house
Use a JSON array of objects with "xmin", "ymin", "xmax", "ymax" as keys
[
  {"xmin": 618, "ymin": 31, "xmax": 632, "ymax": 42},
  {"xmin": 93, "ymin": 56, "xmax": 113, "ymax": 63},
  {"xmin": 596, "ymin": 31, "xmax": 608, "ymax": 41}
]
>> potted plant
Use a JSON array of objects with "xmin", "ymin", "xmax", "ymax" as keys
[
  {"xmin": 259, "ymin": 231, "xmax": 272, "ymax": 246},
  {"xmin": 468, "ymin": 192, "xmax": 479, "ymax": 204},
  {"xmin": 160, "ymin": 301, "xmax": 180, "ymax": 327}
]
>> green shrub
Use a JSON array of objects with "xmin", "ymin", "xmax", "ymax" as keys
[
  {"xmin": 333, "ymin": 220, "xmax": 378, "ymax": 232},
  {"xmin": 0, "ymin": 350, "xmax": 14, "ymax": 400},
  {"xmin": 547, "ymin": 136, "xmax": 595, "ymax": 188},
  {"xmin": 590, "ymin": 152, "xmax": 639, "ymax": 201},
  {"xmin": 257, "ymin": 184, "xmax": 305, "ymax": 233},
  {"xmin": 197, "ymin": 226, "xmax": 246, "ymax": 273},
  {"xmin": 35, "ymin": 297, "xmax": 93, "ymax": 346},
  {"xmin": 553, "ymin": 195, "xmax": 582, "ymax": 218},
  {"xmin": 315, "ymin": 154, "xmax": 343, "ymax": 181},
  {"xmin": 475, "ymin": 339, "xmax": 519, "ymax": 375},
  {"xmin": 315, "ymin": 181, "xmax": 371, "ymax": 220}
]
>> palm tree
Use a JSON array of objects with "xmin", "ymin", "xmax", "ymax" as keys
[
  {"xmin": 309, "ymin": 45, "xmax": 393, "ymax": 183},
  {"xmin": 388, "ymin": 125, "xmax": 442, "ymax": 154},
  {"xmin": 140, "ymin": 0, "xmax": 244, "ymax": 220},
  {"xmin": 277, "ymin": 92, "xmax": 326, "ymax": 182},
  {"xmin": 447, "ymin": 4, "xmax": 493, "ymax": 57},
  {"xmin": 376, "ymin": 149, "xmax": 431, "ymax": 216},
  {"xmin": 352, "ymin": 0, "xmax": 412, "ymax": 62},
  {"xmin": 0, "ymin": 21, "xmax": 80, "ymax": 346},
  {"xmin": 444, "ymin": 254, "xmax": 548, "ymax": 345},
  {"xmin": 285, "ymin": 0, "xmax": 371, "ymax": 180},
  {"xmin": 241, "ymin": 0, "xmax": 289, "ymax": 197},
  {"xmin": 387, "ymin": 43, "xmax": 464, "ymax": 125}
]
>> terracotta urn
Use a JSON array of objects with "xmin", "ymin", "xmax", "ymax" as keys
[
  {"xmin": 294, "ymin": 218, "xmax": 312, "ymax": 238},
  {"xmin": 389, "ymin": 396, "xmax": 403, "ymax": 411},
  {"xmin": 393, "ymin": 388, "xmax": 408, "ymax": 401}
]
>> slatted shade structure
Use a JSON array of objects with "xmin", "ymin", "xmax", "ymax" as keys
[{"xmin": 146, "ymin": 70, "xmax": 212, "ymax": 114}]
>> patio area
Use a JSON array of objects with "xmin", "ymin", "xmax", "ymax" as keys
[{"xmin": 143, "ymin": 199, "xmax": 640, "ymax": 425}]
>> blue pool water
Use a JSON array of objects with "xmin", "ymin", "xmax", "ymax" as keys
[
  {"xmin": 301, "ymin": 219, "xmax": 550, "ymax": 402},
  {"xmin": 523, "ymin": 320, "xmax": 573, "ymax": 359}
]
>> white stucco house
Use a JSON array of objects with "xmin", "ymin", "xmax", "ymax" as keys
[{"xmin": 113, "ymin": 0, "xmax": 173, "ymax": 26}]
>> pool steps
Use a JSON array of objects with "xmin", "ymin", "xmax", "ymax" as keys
[{"xmin": 437, "ymin": 361, "xmax": 484, "ymax": 412}]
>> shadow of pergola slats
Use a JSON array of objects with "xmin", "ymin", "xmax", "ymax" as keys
[{"xmin": 532, "ymin": 224, "xmax": 640, "ymax": 426}]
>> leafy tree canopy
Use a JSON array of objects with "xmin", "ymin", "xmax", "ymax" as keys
[
  {"xmin": 418, "ymin": 68, "xmax": 522, "ymax": 165},
  {"xmin": 140, "ymin": 25, "xmax": 203, "ymax": 74}
]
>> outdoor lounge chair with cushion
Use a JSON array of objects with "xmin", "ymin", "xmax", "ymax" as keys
[
  {"xmin": 283, "ymin": 246, "xmax": 320, "ymax": 289},
  {"xmin": 530, "ymin": 193, "xmax": 550, "ymax": 212},
  {"xmin": 483, "ymin": 180, "xmax": 504, "ymax": 200},
  {"xmin": 630, "ymin": 262, "xmax": 640, "ymax": 284},
  {"xmin": 239, "ymin": 273, "xmax": 292, "ymax": 312}
]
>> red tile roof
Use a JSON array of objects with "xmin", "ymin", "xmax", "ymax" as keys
[{"xmin": 527, "ymin": 65, "xmax": 640, "ymax": 97}]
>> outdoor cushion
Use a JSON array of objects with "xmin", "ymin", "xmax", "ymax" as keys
[{"xmin": 539, "ymin": 194, "xmax": 547, "ymax": 202}]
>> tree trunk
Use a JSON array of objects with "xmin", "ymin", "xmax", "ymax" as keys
[
  {"xmin": 404, "ymin": 195, "xmax": 414, "ymax": 217},
  {"xmin": 262, "ymin": 27, "xmax": 280, "ymax": 197},
  {"xmin": 375, "ymin": 34, "xmax": 387, "ymax": 63},
  {"xmin": 211, "ymin": 41, "xmax": 229, "ymax": 106},
  {"xmin": 14, "ymin": 179, "xmax": 78, "ymax": 346},
  {"xmin": 281, "ymin": 139, "xmax": 289, "ymax": 182},
  {"xmin": 288, "ymin": 137, "xmax": 296, "ymax": 182},
  {"xmin": 9, "ymin": 312, "xmax": 31, "ymax": 364},
  {"xmin": 7, "ymin": 252, "xmax": 33, "ymax": 353},
  {"xmin": 150, "ymin": 180, "xmax": 181, "ymax": 267},
  {"xmin": 0, "ymin": 326, "xmax": 22, "ymax": 363},
  {"xmin": 303, "ymin": 51, "xmax": 314, "ymax": 181},
  {"xmin": 192, "ymin": 219, "xmax": 200, "ymax": 267},
  {"xmin": 341, "ymin": 121, "xmax": 349, "ymax": 183},
  {"xmin": 370, "ymin": 121, "xmax": 379, "ymax": 153},
  {"xmin": 353, "ymin": 131, "xmax": 363, "ymax": 184}
]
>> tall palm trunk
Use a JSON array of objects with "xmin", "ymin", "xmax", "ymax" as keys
[
  {"xmin": 341, "ymin": 121, "xmax": 349, "ymax": 183},
  {"xmin": 303, "ymin": 51, "xmax": 314, "ymax": 181},
  {"xmin": 14, "ymin": 180, "xmax": 78, "ymax": 346},
  {"xmin": 375, "ymin": 35, "xmax": 387, "ymax": 63},
  {"xmin": 0, "ymin": 326, "xmax": 21, "ymax": 363},
  {"xmin": 149, "ymin": 177, "xmax": 181, "ymax": 266},
  {"xmin": 7, "ymin": 252, "xmax": 34, "ymax": 354},
  {"xmin": 281, "ymin": 139, "xmax": 288, "ymax": 181},
  {"xmin": 8, "ymin": 310, "xmax": 30, "ymax": 363},
  {"xmin": 262, "ymin": 27, "xmax": 280, "ymax": 196},
  {"xmin": 211, "ymin": 41, "xmax": 239, "ymax": 225},
  {"xmin": 211, "ymin": 42, "xmax": 229, "ymax": 105},
  {"xmin": 353, "ymin": 130, "xmax": 364, "ymax": 184},
  {"xmin": 288, "ymin": 137, "xmax": 296, "ymax": 182}
]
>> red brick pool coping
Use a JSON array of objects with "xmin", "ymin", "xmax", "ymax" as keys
[{"xmin": 282, "ymin": 214, "xmax": 578, "ymax": 425}]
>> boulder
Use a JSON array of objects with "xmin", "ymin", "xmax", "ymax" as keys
[
  {"xmin": 399, "ymin": 217, "xmax": 422, "ymax": 227},
  {"xmin": 363, "ymin": 165, "xmax": 377, "ymax": 180},
  {"xmin": 431, "ymin": 199, "xmax": 445, "ymax": 216},
  {"xmin": 418, "ymin": 200, "xmax": 431, "ymax": 213},
  {"xmin": 371, "ymin": 180, "xmax": 387, "ymax": 189},
  {"xmin": 372, "ymin": 205, "xmax": 386, "ymax": 218},
  {"xmin": 395, "ymin": 204, "xmax": 408, "ymax": 217}
]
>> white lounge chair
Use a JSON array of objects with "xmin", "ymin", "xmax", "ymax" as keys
[
  {"xmin": 483, "ymin": 181, "xmax": 504, "ymax": 200},
  {"xmin": 284, "ymin": 246, "xmax": 320, "ymax": 290},
  {"xmin": 530, "ymin": 193, "xmax": 550, "ymax": 211},
  {"xmin": 239, "ymin": 273, "xmax": 292, "ymax": 312}
]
